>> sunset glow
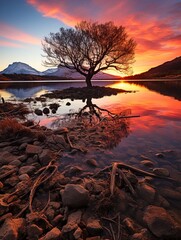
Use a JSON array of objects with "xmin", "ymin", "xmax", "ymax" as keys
[{"xmin": 0, "ymin": 0, "xmax": 180, "ymax": 73}]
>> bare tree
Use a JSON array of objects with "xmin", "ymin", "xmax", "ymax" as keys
[{"xmin": 43, "ymin": 21, "xmax": 136, "ymax": 88}]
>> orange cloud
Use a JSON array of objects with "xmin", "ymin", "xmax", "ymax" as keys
[
  {"xmin": 27, "ymin": 0, "xmax": 181, "ymax": 74},
  {"xmin": 0, "ymin": 23, "xmax": 40, "ymax": 45}
]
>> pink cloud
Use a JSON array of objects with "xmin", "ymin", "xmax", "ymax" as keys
[
  {"xmin": 26, "ymin": 0, "xmax": 181, "ymax": 74},
  {"xmin": 0, "ymin": 40, "xmax": 23, "ymax": 48},
  {"xmin": 0, "ymin": 23, "xmax": 40, "ymax": 45}
]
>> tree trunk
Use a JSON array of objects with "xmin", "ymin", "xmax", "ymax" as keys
[{"xmin": 86, "ymin": 74, "xmax": 93, "ymax": 88}]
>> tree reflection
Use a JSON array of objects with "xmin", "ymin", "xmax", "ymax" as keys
[{"xmin": 51, "ymin": 96, "xmax": 131, "ymax": 149}]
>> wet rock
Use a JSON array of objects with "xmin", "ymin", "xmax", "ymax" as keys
[
  {"xmin": 140, "ymin": 160, "xmax": 155, "ymax": 168},
  {"xmin": 19, "ymin": 173, "xmax": 30, "ymax": 181},
  {"xmin": 131, "ymin": 228, "xmax": 152, "ymax": 240},
  {"xmin": 153, "ymin": 167, "xmax": 170, "ymax": 177},
  {"xmin": 155, "ymin": 153, "xmax": 164, "ymax": 158},
  {"xmin": 43, "ymin": 107, "xmax": 50, "ymax": 115},
  {"xmin": 86, "ymin": 218, "xmax": 103, "ymax": 236},
  {"xmin": 35, "ymin": 108, "xmax": 43, "ymax": 116},
  {"xmin": 0, "ymin": 218, "xmax": 26, "ymax": 240},
  {"xmin": 19, "ymin": 165, "xmax": 36, "ymax": 175},
  {"xmin": 62, "ymin": 210, "xmax": 82, "ymax": 233},
  {"xmin": 39, "ymin": 227, "xmax": 61, "ymax": 240},
  {"xmin": 143, "ymin": 205, "xmax": 181, "ymax": 238},
  {"xmin": 61, "ymin": 184, "xmax": 89, "ymax": 208},
  {"xmin": 39, "ymin": 149, "xmax": 53, "ymax": 166},
  {"xmin": 51, "ymin": 109, "xmax": 56, "ymax": 114},
  {"xmin": 27, "ymin": 224, "xmax": 43, "ymax": 240},
  {"xmin": 26, "ymin": 144, "xmax": 42, "ymax": 155},
  {"xmin": 159, "ymin": 188, "xmax": 181, "ymax": 200},
  {"xmin": 123, "ymin": 217, "xmax": 142, "ymax": 234},
  {"xmin": 73, "ymin": 227, "xmax": 82, "ymax": 239},
  {"xmin": 137, "ymin": 183, "xmax": 156, "ymax": 203},
  {"xmin": 0, "ymin": 151, "xmax": 17, "ymax": 166},
  {"xmin": 86, "ymin": 159, "xmax": 98, "ymax": 167}
]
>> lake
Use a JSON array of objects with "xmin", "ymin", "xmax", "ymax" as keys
[{"xmin": 1, "ymin": 80, "xmax": 181, "ymax": 213}]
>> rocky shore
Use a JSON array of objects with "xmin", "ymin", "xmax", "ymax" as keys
[{"xmin": 1, "ymin": 93, "xmax": 181, "ymax": 240}]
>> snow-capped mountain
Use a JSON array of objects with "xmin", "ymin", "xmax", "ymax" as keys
[
  {"xmin": 1, "ymin": 62, "xmax": 119, "ymax": 79},
  {"xmin": 1, "ymin": 62, "xmax": 40, "ymax": 75}
]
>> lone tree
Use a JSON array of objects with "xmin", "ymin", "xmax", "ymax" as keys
[{"xmin": 43, "ymin": 21, "xmax": 136, "ymax": 88}]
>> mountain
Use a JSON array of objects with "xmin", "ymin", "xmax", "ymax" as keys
[
  {"xmin": 1, "ymin": 62, "xmax": 119, "ymax": 80},
  {"xmin": 1, "ymin": 62, "xmax": 40, "ymax": 75},
  {"xmin": 127, "ymin": 56, "xmax": 181, "ymax": 79}
]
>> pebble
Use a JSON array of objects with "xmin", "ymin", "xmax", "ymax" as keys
[
  {"xmin": 27, "ymin": 224, "xmax": 43, "ymax": 239},
  {"xmin": 153, "ymin": 168, "xmax": 170, "ymax": 177},
  {"xmin": 26, "ymin": 144, "xmax": 42, "ymax": 155},
  {"xmin": 19, "ymin": 165, "xmax": 36, "ymax": 175},
  {"xmin": 19, "ymin": 173, "xmax": 30, "ymax": 181},
  {"xmin": 137, "ymin": 183, "xmax": 156, "ymax": 203},
  {"xmin": 140, "ymin": 160, "xmax": 155, "ymax": 168},
  {"xmin": 39, "ymin": 227, "xmax": 61, "ymax": 240},
  {"xmin": 86, "ymin": 218, "xmax": 103, "ymax": 236}
]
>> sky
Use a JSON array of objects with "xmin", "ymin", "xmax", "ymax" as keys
[{"xmin": 0, "ymin": 0, "xmax": 181, "ymax": 75}]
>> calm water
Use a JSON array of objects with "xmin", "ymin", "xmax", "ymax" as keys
[{"xmin": 1, "ymin": 79, "xmax": 181, "ymax": 171}]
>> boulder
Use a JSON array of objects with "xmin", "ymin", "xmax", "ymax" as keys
[
  {"xmin": 61, "ymin": 184, "xmax": 89, "ymax": 208},
  {"xmin": 0, "ymin": 218, "xmax": 26, "ymax": 240},
  {"xmin": 143, "ymin": 205, "xmax": 181, "ymax": 238}
]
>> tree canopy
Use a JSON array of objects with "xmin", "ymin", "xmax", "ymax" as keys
[{"xmin": 43, "ymin": 21, "xmax": 136, "ymax": 87}]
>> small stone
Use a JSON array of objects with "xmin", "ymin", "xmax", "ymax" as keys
[
  {"xmin": 61, "ymin": 184, "xmax": 89, "ymax": 208},
  {"xmin": 49, "ymin": 201, "xmax": 61, "ymax": 209},
  {"xmin": 62, "ymin": 210, "xmax": 82, "ymax": 233},
  {"xmin": 19, "ymin": 143, "xmax": 27, "ymax": 151},
  {"xmin": 73, "ymin": 227, "xmax": 82, "ymax": 239},
  {"xmin": 39, "ymin": 227, "xmax": 61, "ymax": 240},
  {"xmin": 0, "ymin": 218, "xmax": 26, "ymax": 240},
  {"xmin": 45, "ymin": 207, "xmax": 55, "ymax": 220},
  {"xmin": 66, "ymin": 102, "xmax": 71, "ymax": 106},
  {"xmin": 137, "ymin": 183, "xmax": 156, "ymax": 203},
  {"xmin": 123, "ymin": 217, "xmax": 141, "ymax": 234},
  {"xmin": 35, "ymin": 108, "xmax": 43, "ymax": 116},
  {"xmin": 52, "ymin": 214, "xmax": 64, "ymax": 225},
  {"xmin": 26, "ymin": 144, "xmax": 42, "ymax": 155},
  {"xmin": 160, "ymin": 188, "xmax": 181, "ymax": 200},
  {"xmin": 155, "ymin": 153, "xmax": 164, "ymax": 158},
  {"xmin": 86, "ymin": 237, "xmax": 101, "ymax": 240},
  {"xmin": 43, "ymin": 107, "xmax": 50, "ymax": 115},
  {"xmin": 39, "ymin": 149, "xmax": 53, "ymax": 166},
  {"xmin": 141, "ymin": 160, "xmax": 154, "ymax": 168},
  {"xmin": 86, "ymin": 159, "xmax": 98, "ymax": 167},
  {"xmin": 11, "ymin": 160, "xmax": 22, "ymax": 166},
  {"xmin": 131, "ymin": 228, "xmax": 151, "ymax": 240},
  {"xmin": 143, "ymin": 205, "xmax": 181, "ymax": 238},
  {"xmin": 0, "ymin": 151, "xmax": 17, "ymax": 166},
  {"xmin": 0, "ymin": 181, "xmax": 3, "ymax": 189},
  {"xmin": 4, "ymin": 175, "xmax": 19, "ymax": 187},
  {"xmin": 86, "ymin": 218, "xmax": 103, "ymax": 236},
  {"xmin": 19, "ymin": 165, "xmax": 36, "ymax": 175},
  {"xmin": 153, "ymin": 168, "xmax": 170, "ymax": 177},
  {"xmin": 27, "ymin": 224, "xmax": 43, "ymax": 239},
  {"xmin": 19, "ymin": 174, "xmax": 30, "ymax": 181}
]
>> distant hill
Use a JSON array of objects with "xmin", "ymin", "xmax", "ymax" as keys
[
  {"xmin": 0, "ymin": 62, "xmax": 119, "ymax": 80},
  {"xmin": 126, "ymin": 56, "xmax": 181, "ymax": 79}
]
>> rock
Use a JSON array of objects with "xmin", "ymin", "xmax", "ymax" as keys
[
  {"xmin": 140, "ymin": 160, "xmax": 154, "ymax": 168},
  {"xmin": 86, "ymin": 159, "xmax": 98, "ymax": 167},
  {"xmin": 160, "ymin": 188, "xmax": 181, "ymax": 200},
  {"xmin": 27, "ymin": 224, "xmax": 43, "ymax": 239},
  {"xmin": 0, "ymin": 151, "xmax": 17, "ymax": 166},
  {"xmin": 0, "ymin": 218, "xmax": 26, "ymax": 240},
  {"xmin": 86, "ymin": 218, "xmax": 103, "ymax": 236},
  {"xmin": 0, "ymin": 181, "xmax": 3, "ymax": 189},
  {"xmin": 61, "ymin": 184, "xmax": 89, "ymax": 208},
  {"xmin": 155, "ymin": 153, "xmax": 164, "ymax": 158},
  {"xmin": 153, "ymin": 168, "xmax": 170, "ymax": 177},
  {"xmin": 156, "ymin": 194, "xmax": 170, "ymax": 208},
  {"xmin": 143, "ymin": 205, "xmax": 181, "ymax": 238},
  {"xmin": 45, "ymin": 207, "xmax": 55, "ymax": 220},
  {"xmin": 18, "ymin": 154, "xmax": 27, "ymax": 162},
  {"xmin": 19, "ymin": 165, "xmax": 36, "ymax": 175},
  {"xmin": 4, "ymin": 175, "xmax": 19, "ymax": 187},
  {"xmin": 123, "ymin": 217, "xmax": 141, "ymax": 234},
  {"xmin": 73, "ymin": 227, "xmax": 82, "ymax": 239},
  {"xmin": 52, "ymin": 214, "xmax": 64, "ymax": 226},
  {"xmin": 49, "ymin": 201, "xmax": 61, "ymax": 209},
  {"xmin": 43, "ymin": 107, "xmax": 50, "ymax": 115},
  {"xmin": 19, "ymin": 174, "xmax": 30, "ymax": 181},
  {"xmin": 86, "ymin": 237, "xmax": 101, "ymax": 240},
  {"xmin": 19, "ymin": 143, "xmax": 27, "ymax": 151},
  {"xmin": 39, "ymin": 227, "xmax": 61, "ymax": 240},
  {"xmin": 10, "ymin": 160, "xmax": 22, "ymax": 166},
  {"xmin": 35, "ymin": 108, "xmax": 43, "ymax": 116},
  {"xmin": 137, "ymin": 183, "xmax": 156, "ymax": 203},
  {"xmin": 131, "ymin": 228, "xmax": 152, "ymax": 240},
  {"xmin": 62, "ymin": 210, "xmax": 82, "ymax": 233},
  {"xmin": 66, "ymin": 102, "xmax": 71, "ymax": 106},
  {"xmin": 26, "ymin": 144, "xmax": 42, "ymax": 155},
  {"xmin": 39, "ymin": 149, "xmax": 53, "ymax": 166}
]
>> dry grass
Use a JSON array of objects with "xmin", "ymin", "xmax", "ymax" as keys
[{"xmin": 0, "ymin": 117, "xmax": 32, "ymax": 140}]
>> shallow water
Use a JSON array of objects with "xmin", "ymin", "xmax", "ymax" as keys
[{"xmin": 1, "ymin": 80, "xmax": 181, "ymax": 212}]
